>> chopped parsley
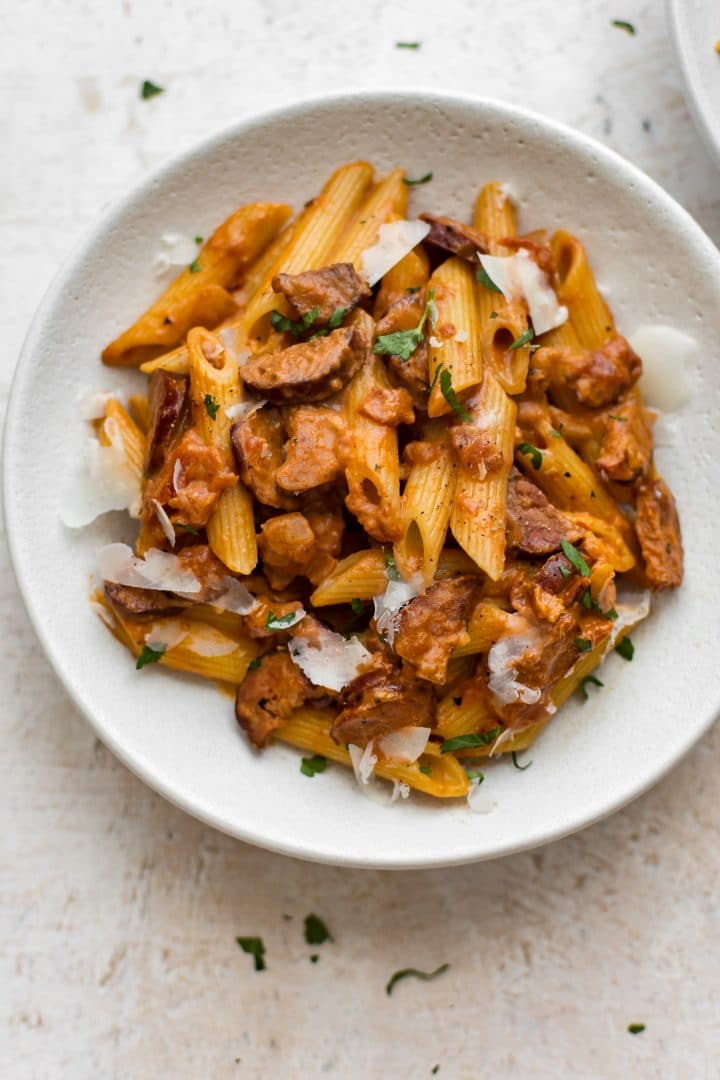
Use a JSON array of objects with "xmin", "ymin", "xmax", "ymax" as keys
[
  {"xmin": 559, "ymin": 566, "xmax": 571, "ymax": 579},
  {"xmin": 452, "ymin": 696, "xmax": 463, "ymax": 706},
  {"xmin": 419, "ymin": 765, "xmax": 432, "ymax": 776},
  {"xmin": 608, "ymin": 413, "xmax": 628, "ymax": 422},
  {"xmin": 406, "ymin": 285, "xmax": 421, "ymax": 294},
  {"xmin": 579, "ymin": 674, "xmax": 604, "ymax": 701},
  {"xmin": 189, "ymin": 258, "xmax": 201, "ymax": 273},
  {"xmin": 403, "ymin": 172, "xmax": 433, "ymax": 186},
  {"xmin": 615, "ymin": 636, "xmax": 634, "ymax": 661},
  {"xmin": 432, "ymin": 1068, "xmax": 440, "ymax": 1076},
  {"xmin": 270, "ymin": 306, "xmax": 320, "ymax": 337},
  {"xmin": 326, "ymin": 306, "xmax": 347, "ymax": 330},
  {"xmin": 248, "ymin": 657, "xmax": 262, "ymax": 671},
  {"xmin": 140, "ymin": 79, "xmax": 164, "ymax": 100},
  {"xmin": 175, "ymin": 522, "xmax": 199, "ymax": 535},
  {"xmin": 194, "ymin": 235, "xmax": 203, "ymax": 245},
  {"xmin": 373, "ymin": 289, "xmax": 436, "ymax": 361},
  {"xmin": 627, "ymin": 1023, "xmax": 645, "ymax": 1034},
  {"xmin": 611, "ymin": 19, "xmax": 636, "ymax": 35},
  {"xmin": 549, "ymin": 427, "xmax": 564, "ymax": 439},
  {"xmin": 203, "ymin": 393, "xmax": 219, "ymax": 419},
  {"xmin": 395, "ymin": 41, "xmax": 420, "ymax": 49},
  {"xmin": 440, "ymin": 729, "xmax": 502, "ymax": 753},
  {"xmin": 264, "ymin": 609, "xmax": 302, "ymax": 631},
  {"xmin": 465, "ymin": 769, "xmax": 484, "ymax": 780},
  {"xmin": 561, "ymin": 538, "xmax": 591, "ymax": 577},
  {"xmin": 300, "ymin": 754, "xmax": 327, "ymax": 778},
  {"xmin": 509, "ymin": 328, "xmax": 534, "ymax": 351},
  {"xmin": 518, "ymin": 442, "xmax": 543, "ymax": 470},
  {"xmin": 440, "ymin": 368, "xmax": 472, "ymax": 422},
  {"xmin": 476, "ymin": 267, "xmax": 503, "ymax": 294},
  {"xmin": 385, "ymin": 963, "xmax": 449, "ymax": 996},
  {"xmin": 511, "ymin": 751, "xmax": 532, "ymax": 771},
  {"xmin": 489, "ymin": 310, "xmax": 498, "ymax": 318},
  {"xmin": 310, "ymin": 954, "xmax": 319, "ymax": 963},
  {"xmin": 304, "ymin": 914, "xmax": 332, "ymax": 945},
  {"xmin": 581, "ymin": 588, "xmax": 618, "ymax": 621},
  {"xmin": 235, "ymin": 936, "xmax": 266, "ymax": 971},
  {"xmin": 383, "ymin": 549, "xmax": 402, "ymax": 581},
  {"xmin": 429, "ymin": 362, "xmax": 443, "ymax": 391},
  {"xmin": 135, "ymin": 643, "xmax": 166, "ymax": 669},
  {"xmin": 575, "ymin": 637, "xmax": 593, "ymax": 653},
  {"xmin": 350, "ymin": 598, "xmax": 364, "ymax": 615}
]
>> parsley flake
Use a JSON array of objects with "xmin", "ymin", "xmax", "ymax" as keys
[
  {"xmin": 203, "ymin": 393, "xmax": 219, "ymax": 419},
  {"xmin": 140, "ymin": 79, "xmax": 164, "ymax": 100},
  {"xmin": 264, "ymin": 609, "xmax": 302, "ymax": 631},
  {"xmin": 611, "ymin": 19, "xmax": 636, "ymax": 35},
  {"xmin": 575, "ymin": 637, "xmax": 593, "ymax": 653},
  {"xmin": 608, "ymin": 413, "xmax": 628, "ymax": 422},
  {"xmin": 136, "ymin": 643, "xmax": 166, "ymax": 669},
  {"xmin": 432, "ymin": 1068, "xmax": 440, "ymax": 1076},
  {"xmin": 476, "ymin": 267, "xmax": 503, "ymax": 294},
  {"xmin": 440, "ymin": 368, "xmax": 472, "ymax": 422},
  {"xmin": 627, "ymin": 1023, "xmax": 645, "ymax": 1034},
  {"xmin": 511, "ymin": 751, "xmax": 532, "ymax": 771},
  {"xmin": 327, "ymin": 306, "xmax": 347, "ymax": 329},
  {"xmin": 350, "ymin": 598, "xmax": 364, "ymax": 615},
  {"xmin": 489, "ymin": 310, "xmax": 498, "ymax": 318},
  {"xmin": 304, "ymin": 914, "xmax": 332, "ymax": 945},
  {"xmin": 300, "ymin": 754, "xmax": 327, "ymax": 778},
  {"xmin": 561, "ymin": 539, "xmax": 591, "ymax": 577},
  {"xmin": 248, "ymin": 657, "xmax": 262, "ymax": 671},
  {"xmin": 374, "ymin": 290, "xmax": 435, "ymax": 361},
  {"xmin": 236, "ymin": 936, "xmax": 266, "ymax": 971},
  {"xmin": 440, "ymin": 729, "xmax": 502, "ymax": 753},
  {"xmin": 615, "ymin": 636, "xmax": 634, "ymax": 661},
  {"xmin": 465, "ymin": 769, "xmax": 484, "ymax": 780},
  {"xmin": 579, "ymin": 674, "xmax": 604, "ymax": 701},
  {"xmin": 385, "ymin": 963, "xmax": 449, "ymax": 996},
  {"xmin": 510, "ymin": 328, "xmax": 534, "ymax": 351},
  {"xmin": 175, "ymin": 522, "xmax": 199, "ymax": 535},
  {"xmin": 419, "ymin": 765, "xmax": 432, "ymax": 776},
  {"xmin": 518, "ymin": 442, "xmax": 543, "ymax": 470},
  {"xmin": 270, "ymin": 306, "xmax": 321, "ymax": 337},
  {"xmin": 395, "ymin": 41, "xmax": 420, "ymax": 49},
  {"xmin": 383, "ymin": 549, "xmax": 401, "ymax": 581},
  {"xmin": 403, "ymin": 172, "xmax": 433, "ymax": 186},
  {"xmin": 189, "ymin": 258, "xmax": 201, "ymax": 273},
  {"xmin": 429, "ymin": 362, "xmax": 443, "ymax": 391},
  {"xmin": 194, "ymin": 235, "xmax": 203, "ymax": 245}
]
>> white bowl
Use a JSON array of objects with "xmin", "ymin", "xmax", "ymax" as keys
[
  {"xmin": 666, "ymin": 0, "xmax": 720, "ymax": 167},
  {"xmin": 4, "ymin": 91, "xmax": 720, "ymax": 868}
]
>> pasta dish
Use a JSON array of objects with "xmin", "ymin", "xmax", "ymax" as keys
[{"xmin": 81, "ymin": 162, "xmax": 683, "ymax": 803}]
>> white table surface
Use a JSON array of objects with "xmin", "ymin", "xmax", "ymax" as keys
[{"xmin": 2, "ymin": 1, "xmax": 719, "ymax": 1076}]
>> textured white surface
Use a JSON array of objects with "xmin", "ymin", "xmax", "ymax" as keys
[{"xmin": 1, "ymin": 1, "xmax": 719, "ymax": 1076}]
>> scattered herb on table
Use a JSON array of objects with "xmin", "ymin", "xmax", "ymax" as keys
[
  {"xmin": 403, "ymin": 172, "xmax": 433, "ymax": 186},
  {"xmin": 386, "ymin": 963, "xmax": 450, "ymax": 995},
  {"xmin": 236, "ymin": 936, "xmax": 266, "ymax": 971},
  {"xmin": 579, "ymin": 675, "xmax": 604, "ymax": 701},
  {"xmin": 140, "ymin": 79, "xmax": 164, "ymax": 100},
  {"xmin": 395, "ymin": 41, "xmax": 420, "ymax": 49},
  {"xmin": 611, "ymin": 20, "xmax": 636, "ymax": 35},
  {"xmin": 304, "ymin": 914, "xmax": 333, "ymax": 945},
  {"xmin": 627, "ymin": 1023, "xmax": 645, "ymax": 1034}
]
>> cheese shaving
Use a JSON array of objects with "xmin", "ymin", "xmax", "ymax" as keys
[
  {"xmin": 151, "ymin": 499, "xmax": 176, "ymax": 547},
  {"xmin": 348, "ymin": 742, "xmax": 377, "ymax": 785},
  {"xmin": 288, "ymin": 624, "xmax": 371, "ymax": 692},
  {"xmin": 97, "ymin": 543, "xmax": 202, "ymax": 593},
  {"xmin": 224, "ymin": 399, "xmax": 267, "ymax": 422},
  {"xmin": 184, "ymin": 625, "xmax": 239, "ymax": 657},
  {"xmin": 359, "ymin": 219, "xmax": 431, "ymax": 286},
  {"xmin": 153, "ymin": 233, "xmax": 198, "ymax": 278},
  {"xmin": 390, "ymin": 781, "xmax": 411, "ymax": 803},
  {"xmin": 77, "ymin": 389, "xmax": 121, "ymax": 421},
  {"xmin": 377, "ymin": 726, "xmax": 431, "ymax": 763},
  {"xmin": 210, "ymin": 579, "xmax": 257, "ymax": 615},
  {"xmin": 145, "ymin": 619, "xmax": 189, "ymax": 651},
  {"xmin": 373, "ymin": 572, "xmax": 423, "ymax": 647},
  {"xmin": 487, "ymin": 615, "xmax": 543, "ymax": 706},
  {"xmin": 467, "ymin": 777, "xmax": 497, "ymax": 814},
  {"xmin": 629, "ymin": 324, "xmax": 695, "ymax": 412},
  {"xmin": 172, "ymin": 458, "xmax": 183, "ymax": 494},
  {"xmin": 61, "ymin": 418, "xmax": 142, "ymax": 528},
  {"xmin": 477, "ymin": 249, "xmax": 568, "ymax": 335}
]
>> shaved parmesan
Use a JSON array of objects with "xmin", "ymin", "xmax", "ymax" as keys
[
  {"xmin": 348, "ymin": 742, "xmax": 377, "ymax": 785},
  {"xmin": 97, "ymin": 543, "xmax": 202, "ymax": 593},
  {"xmin": 172, "ymin": 457, "xmax": 183, "ymax": 493},
  {"xmin": 377, "ymin": 726, "xmax": 431, "ymax": 763},
  {"xmin": 154, "ymin": 233, "xmax": 198, "ymax": 278},
  {"xmin": 210, "ymin": 579, "xmax": 257, "ymax": 615},
  {"xmin": 390, "ymin": 780, "xmax": 411, "ymax": 803},
  {"xmin": 359, "ymin": 219, "xmax": 431, "ymax": 286},
  {"xmin": 288, "ymin": 624, "xmax": 371, "ymax": 692},
  {"xmin": 61, "ymin": 418, "xmax": 142, "ymax": 528},
  {"xmin": 478, "ymin": 249, "xmax": 568, "ymax": 335},
  {"xmin": 184, "ymin": 625, "xmax": 239, "ymax": 657},
  {"xmin": 224, "ymin": 398, "xmax": 266, "ymax": 422},
  {"xmin": 428, "ymin": 335, "xmax": 444, "ymax": 348},
  {"xmin": 455, "ymin": 329, "xmax": 468, "ymax": 343},
  {"xmin": 373, "ymin": 572, "xmax": 423, "ymax": 647},
  {"xmin": 487, "ymin": 616, "xmax": 543, "ymax": 707},
  {"xmin": 145, "ymin": 619, "xmax": 189, "ymax": 651},
  {"xmin": 151, "ymin": 499, "xmax": 176, "ymax": 547},
  {"xmin": 77, "ymin": 389, "xmax": 120, "ymax": 420},
  {"xmin": 629, "ymin": 325, "xmax": 695, "ymax": 412}
]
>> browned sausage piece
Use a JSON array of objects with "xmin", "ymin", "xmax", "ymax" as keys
[
  {"xmin": 331, "ymin": 657, "xmax": 435, "ymax": 748},
  {"xmin": 419, "ymin": 212, "xmax": 489, "ymax": 260},
  {"xmin": 272, "ymin": 263, "xmax": 371, "ymax": 323},
  {"xmin": 596, "ymin": 396, "xmax": 654, "ymax": 482},
  {"xmin": 231, "ymin": 407, "xmax": 298, "ymax": 510},
  {"xmin": 506, "ymin": 469, "xmax": 582, "ymax": 555},
  {"xmin": 276, "ymin": 406, "xmax": 344, "ymax": 493},
  {"xmin": 235, "ymin": 652, "xmax": 319, "ymax": 748},
  {"xmin": 394, "ymin": 577, "xmax": 483, "ymax": 684},
  {"xmin": 241, "ymin": 325, "xmax": 369, "ymax": 403},
  {"xmin": 104, "ymin": 582, "xmax": 187, "ymax": 621},
  {"xmin": 144, "ymin": 370, "xmax": 188, "ymax": 474},
  {"xmin": 635, "ymin": 475, "xmax": 683, "ymax": 589}
]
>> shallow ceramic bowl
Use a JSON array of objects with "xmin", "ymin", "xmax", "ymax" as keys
[
  {"xmin": 666, "ymin": 0, "xmax": 720, "ymax": 168},
  {"xmin": 4, "ymin": 91, "xmax": 720, "ymax": 868}
]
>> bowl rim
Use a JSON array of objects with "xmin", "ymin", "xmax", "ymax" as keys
[
  {"xmin": 4, "ymin": 87, "xmax": 719, "ymax": 868},
  {"xmin": 665, "ymin": 0, "xmax": 720, "ymax": 171}
]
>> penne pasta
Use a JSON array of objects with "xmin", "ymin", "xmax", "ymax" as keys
[
  {"xmin": 552, "ymin": 229, "xmax": 614, "ymax": 350},
  {"xmin": 427, "ymin": 256, "xmax": 483, "ymax": 416},
  {"xmin": 395, "ymin": 421, "xmax": 457, "ymax": 584},
  {"xmin": 330, "ymin": 167, "xmax": 409, "ymax": 268}
]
